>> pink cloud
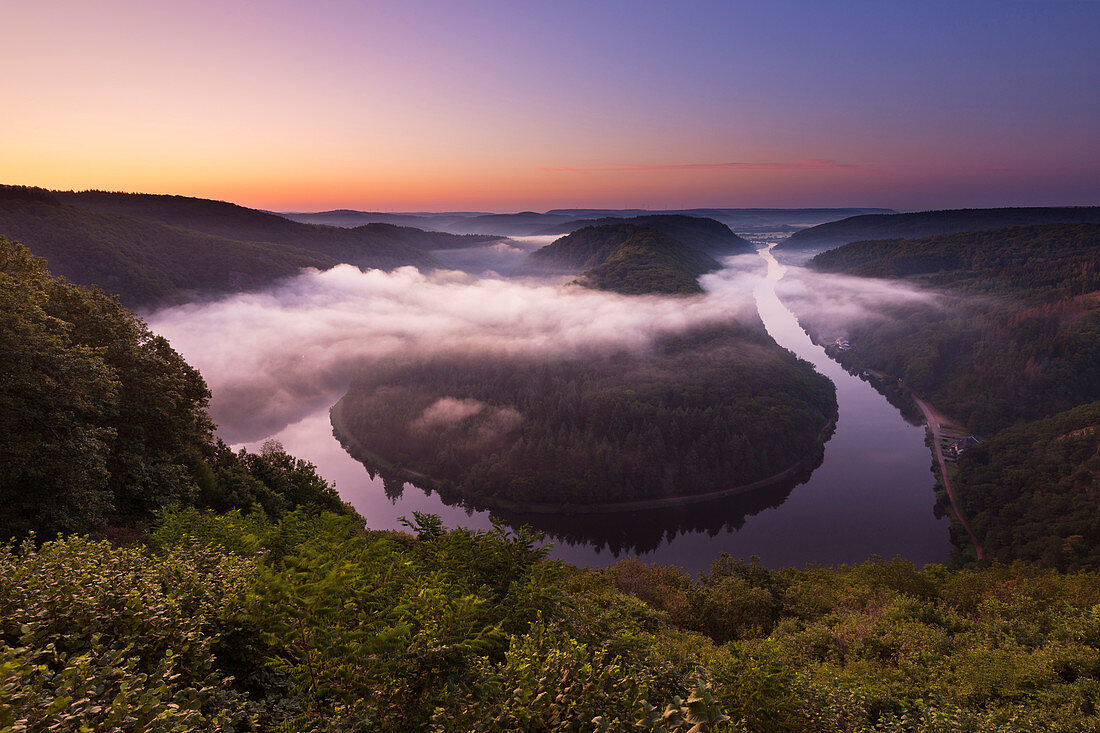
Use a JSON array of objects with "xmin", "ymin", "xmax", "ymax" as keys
[{"xmin": 537, "ymin": 159, "xmax": 871, "ymax": 174}]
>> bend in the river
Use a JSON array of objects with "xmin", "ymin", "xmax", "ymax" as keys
[{"xmin": 235, "ymin": 246, "xmax": 950, "ymax": 573}]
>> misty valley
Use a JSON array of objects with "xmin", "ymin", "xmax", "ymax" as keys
[
  {"xmin": 6, "ymin": 184, "xmax": 1095, "ymax": 571},
  {"xmin": 8, "ymin": 5, "xmax": 1100, "ymax": 729},
  {"xmin": 3, "ymin": 186, "xmax": 1099, "ymax": 730}
]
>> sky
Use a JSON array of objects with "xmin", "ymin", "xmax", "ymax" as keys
[{"xmin": 3, "ymin": 0, "xmax": 1098, "ymax": 211}]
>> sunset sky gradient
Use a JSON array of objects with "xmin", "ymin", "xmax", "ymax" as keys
[{"xmin": 4, "ymin": 0, "xmax": 1098, "ymax": 211}]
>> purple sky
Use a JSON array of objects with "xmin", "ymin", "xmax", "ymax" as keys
[{"xmin": 3, "ymin": 0, "xmax": 1098, "ymax": 210}]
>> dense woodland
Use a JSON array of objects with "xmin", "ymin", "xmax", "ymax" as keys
[
  {"xmin": 4, "ymin": 232, "xmax": 1100, "ymax": 730},
  {"xmin": 803, "ymin": 224, "xmax": 1100, "ymax": 434},
  {"xmin": 0, "ymin": 237, "xmax": 347, "ymax": 539},
  {"xmin": 0, "ymin": 194, "xmax": 338, "ymax": 309},
  {"xmin": 780, "ymin": 207, "xmax": 1100, "ymax": 250},
  {"xmin": 795, "ymin": 224, "xmax": 1100, "ymax": 568},
  {"xmin": 333, "ymin": 322, "xmax": 836, "ymax": 507},
  {"xmin": 952, "ymin": 401, "xmax": 1100, "ymax": 570},
  {"xmin": 533, "ymin": 215, "xmax": 756, "ymax": 256},
  {"xmin": 809, "ymin": 224, "xmax": 1100, "ymax": 299},
  {"xmin": 0, "ymin": 186, "xmax": 499, "ymax": 308},
  {"xmin": 519, "ymin": 223, "xmax": 725, "ymax": 294},
  {"xmin": 53, "ymin": 189, "xmax": 498, "ymax": 258}
]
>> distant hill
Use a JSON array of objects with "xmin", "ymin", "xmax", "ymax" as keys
[
  {"xmin": 807, "ymin": 223, "xmax": 1100, "ymax": 301},
  {"xmin": 289, "ymin": 207, "xmax": 894, "ymax": 236},
  {"xmin": 0, "ymin": 187, "xmax": 337, "ymax": 308},
  {"xmin": 779, "ymin": 207, "xmax": 1100, "ymax": 250},
  {"xmin": 542, "ymin": 208, "xmax": 895, "ymax": 237},
  {"xmin": 518, "ymin": 223, "xmax": 721, "ymax": 295},
  {"xmin": 284, "ymin": 210, "xmax": 489, "ymax": 231},
  {"xmin": 531, "ymin": 214, "xmax": 754, "ymax": 256},
  {"xmin": 53, "ymin": 190, "xmax": 491, "ymax": 266}
]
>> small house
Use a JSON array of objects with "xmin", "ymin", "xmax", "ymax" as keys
[{"xmin": 947, "ymin": 435, "xmax": 980, "ymax": 459}]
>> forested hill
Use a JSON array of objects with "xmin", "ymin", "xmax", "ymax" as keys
[
  {"xmin": 287, "ymin": 207, "xmax": 894, "ymax": 236},
  {"xmin": 789, "ymin": 223, "xmax": 1100, "ymax": 567},
  {"xmin": 332, "ymin": 322, "xmax": 837, "ymax": 509},
  {"xmin": 534, "ymin": 214, "xmax": 756, "ymax": 256},
  {"xmin": 518, "ymin": 223, "xmax": 722, "ymax": 295},
  {"xmin": 779, "ymin": 206, "xmax": 1100, "ymax": 250},
  {"xmin": 0, "ymin": 235, "xmax": 349, "ymax": 539},
  {"xmin": 0, "ymin": 189, "xmax": 337, "ymax": 308},
  {"xmin": 796, "ymin": 222, "xmax": 1100, "ymax": 433},
  {"xmin": 953, "ymin": 400, "xmax": 1100, "ymax": 569},
  {"xmin": 52, "ymin": 189, "xmax": 491, "ymax": 265},
  {"xmin": 807, "ymin": 223, "xmax": 1100, "ymax": 301}
]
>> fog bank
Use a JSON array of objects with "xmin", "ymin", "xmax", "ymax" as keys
[
  {"xmin": 149, "ymin": 263, "xmax": 760, "ymax": 442},
  {"xmin": 773, "ymin": 265, "xmax": 942, "ymax": 338}
]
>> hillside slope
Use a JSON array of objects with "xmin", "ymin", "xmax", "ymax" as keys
[
  {"xmin": 518, "ymin": 223, "xmax": 722, "ymax": 294},
  {"xmin": 534, "ymin": 214, "xmax": 755, "ymax": 256},
  {"xmin": 953, "ymin": 401, "xmax": 1100, "ymax": 569},
  {"xmin": 0, "ymin": 189, "xmax": 337, "ymax": 308},
  {"xmin": 791, "ymin": 224, "xmax": 1100, "ymax": 565},
  {"xmin": 296, "ymin": 208, "xmax": 894, "ymax": 237},
  {"xmin": 808, "ymin": 223, "xmax": 1100, "ymax": 300},
  {"xmin": 333, "ymin": 322, "xmax": 836, "ymax": 508},
  {"xmin": 779, "ymin": 206, "xmax": 1100, "ymax": 250},
  {"xmin": 799, "ymin": 223, "xmax": 1100, "ymax": 432},
  {"xmin": 54, "ymin": 189, "xmax": 490, "ymax": 266}
]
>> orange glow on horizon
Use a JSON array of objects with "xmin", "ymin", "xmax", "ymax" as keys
[{"xmin": 2, "ymin": 1, "xmax": 1096, "ymax": 212}]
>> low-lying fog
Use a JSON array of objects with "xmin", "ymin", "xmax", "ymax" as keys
[
  {"xmin": 148, "ymin": 257, "xmax": 761, "ymax": 442},
  {"xmin": 771, "ymin": 258, "xmax": 941, "ymax": 337},
  {"xmin": 146, "ymin": 247, "xmax": 939, "ymax": 445},
  {"xmin": 428, "ymin": 235, "xmax": 559, "ymax": 275}
]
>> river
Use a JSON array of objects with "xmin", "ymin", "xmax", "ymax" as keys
[{"xmin": 234, "ymin": 246, "xmax": 950, "ymax": 574}]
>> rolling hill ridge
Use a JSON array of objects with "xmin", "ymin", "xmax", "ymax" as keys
[
  {"xmin": 780, "ymin": 206, "xmax": 1100, "ymax": 250},
  {"xmin": 518, "ymin": 223, "xmax": 723, "ymax": 295}
]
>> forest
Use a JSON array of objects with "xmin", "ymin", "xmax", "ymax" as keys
[
  {"xmin": 53, "ymin": 189, "xmax": 499, "ymax": 258},
  {"xmin": 518, "ymin": 223, "xmax": 726, "ymax": 294},
  {"xmin": 332, "ymin": 322, "xmax": 836, "ymax": 508},
  {"xmin": 0, "ymin": 186, "xmax": 499, "ymax": 308},
  {"xmin": 809, "ymin": 223, "xmax": 1100, "ymax": 299},
  {"xmin": 793, "ymin": 224, "xmax": 1100, "ymax": 569},
  {"xmin": 801, "ymin": 224, "xmax": 1099, "ymax": 434},
  {"xmin": 289, "ymin": 207, "xmax": 892, "ymax": 236},
  {"xmin": 4, "ymin": 233, "xmax": 1100, "ymax": 730},
  {"xmin": 780, "ymin": 207, "xmax": 1100, "ymax": 250},
  {"xmin": 0, "ymin": 189, "xmax": 336, "ymax": 308},
  {"xmin": 951, "ymin": 401, "xmax": 1100, "ymax": 570},
  {"xmin": 533, "ymin": 214, "xmax": 756, "ymax": 256},
  {"xmin": 0, "ymin": 236, "xmax": 348, "ymax": 539}
]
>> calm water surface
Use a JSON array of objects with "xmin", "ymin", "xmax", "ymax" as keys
[{"xmin": 236, "ymin": 246, "xmax": 950, "ymax": 573}]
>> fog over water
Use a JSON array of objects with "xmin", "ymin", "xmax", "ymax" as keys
[
  {"xmin": 148, "ymin": 259, "xmax": 759, "ymax": 443},
  {"xmin": 147, "ymin": 244, "xmax": 950, "ymax": 572}
]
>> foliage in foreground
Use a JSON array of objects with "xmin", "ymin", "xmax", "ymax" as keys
[{"xmin": 3, "ymin": 510, "xmax": 1099, "ymax": 732}]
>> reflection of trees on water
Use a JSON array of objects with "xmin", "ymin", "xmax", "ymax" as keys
[
  {"xmin": 381, "ymin": 472, "xmax": 405, "ymax": 502},
  {"xmin": 357, "ymin": 452, "xmax": 824, "ymax": 557},
  {"xmin": 493, "ymin": 462, "xmax": 821, "ymax": 556}
]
